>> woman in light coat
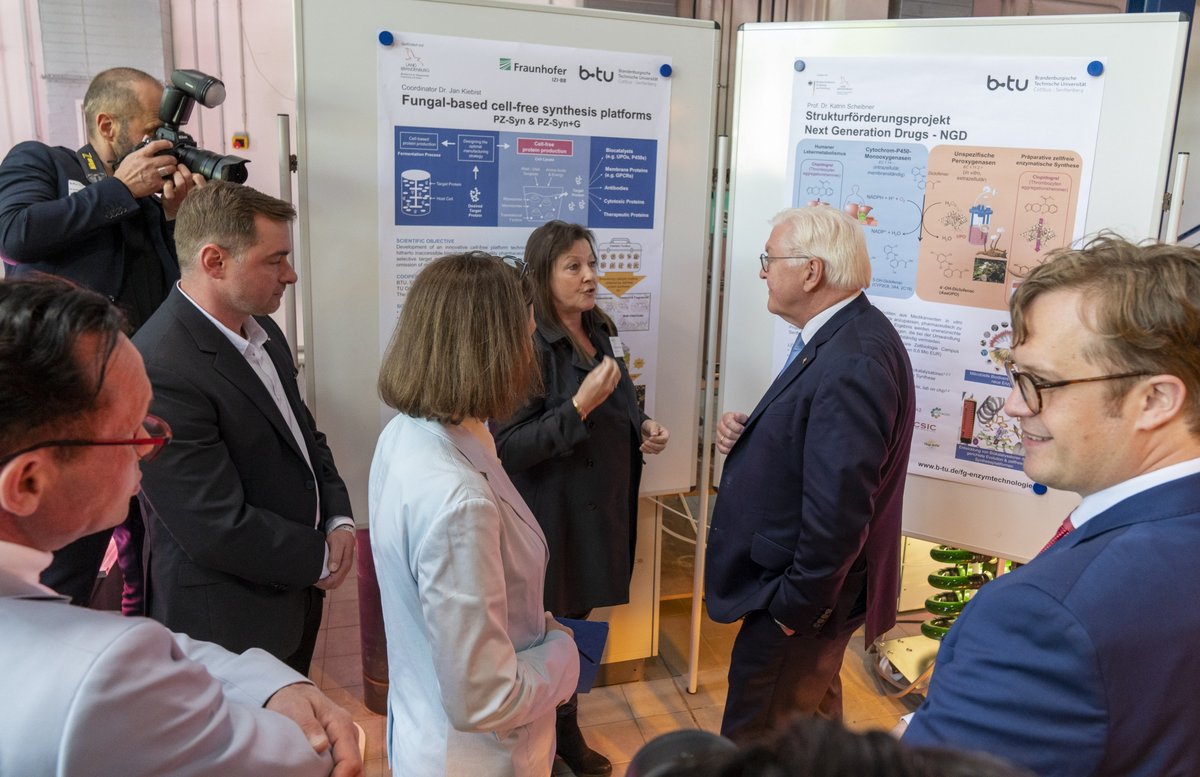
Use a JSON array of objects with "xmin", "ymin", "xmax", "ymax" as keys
[{"xmin": 369, "ymin": 252, "xmax": 579, "ymax": 777}]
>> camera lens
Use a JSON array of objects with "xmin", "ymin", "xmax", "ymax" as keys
[{"xmin": 175, "ymin": 145, "xmax": 249, "ymax": 183}]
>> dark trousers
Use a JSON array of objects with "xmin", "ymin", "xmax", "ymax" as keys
[
  {"xmin": 556, "ymin": 609, "xmax": 591, "ymax": 754},
  {"xmin": 719, "ymin": 610, "xmax": 855, "ymax": 745},
  {"xmin": 287, "ymin": 585, "xmax": 325, "ymax": 675}
]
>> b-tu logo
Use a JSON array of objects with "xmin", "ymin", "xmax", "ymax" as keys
[
  {"xmin": 986, "ymin": 75, "xmax": 1028, "ymax": 92},
  {"xmin": 579, "ymin": 66, "xmax": 614, "ymax": 82}
]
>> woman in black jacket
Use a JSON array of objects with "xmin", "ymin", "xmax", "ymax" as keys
[{"xmin": 495, "ymin": 220, "xmax": 669, "ymax": 776}]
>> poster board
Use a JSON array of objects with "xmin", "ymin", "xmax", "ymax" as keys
[
  {"xmin": 294, "ymin": 0, "xmax": 719, "ymax": 528},
  {"xmin": 720, "ymin": 14, "xmax": 1188, "ymax": 562}
]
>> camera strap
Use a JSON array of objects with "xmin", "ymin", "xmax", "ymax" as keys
[{"xmin": 75, "ymin": 144, "xmax": 109, "ymax": 185}]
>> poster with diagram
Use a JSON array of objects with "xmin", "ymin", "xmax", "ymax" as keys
[
  {"xmin": 782, "ymin": 56, "xmax": 1105, "ymax": 492},
  {"xmin": 378, "ymin": 33, "xmax": 672, "ymax": 417}
]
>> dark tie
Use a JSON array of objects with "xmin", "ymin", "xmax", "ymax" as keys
[{"xmin": 1039, "ymin": 515, "xmax": 1075, "ymax": 555}]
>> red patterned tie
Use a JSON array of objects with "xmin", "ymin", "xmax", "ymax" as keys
[{"xmin": 1039, "ymin": 515, "xmax": 1075, "ymax": 555}]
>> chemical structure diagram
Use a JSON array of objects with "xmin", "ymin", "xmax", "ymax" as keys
[
  {"xmin": 883, "ymin": 244, "xmax": 911, "ymax": 271},
  {"xmin": 911, "ymin": 166, "xmax": 927, "ymax": 190},
  {"xmin": 1024, "ymin": 195, "xmax": 1059, "ymax": 215},
  {"xmin": 934, "ymin": 250, "xmax": 967, "ymax": 279},
  {"xmin": 806, "ymin": 179, "xmax": 836, "ymax": 197}
]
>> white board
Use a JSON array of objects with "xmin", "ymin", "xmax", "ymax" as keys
[
  {"xmin": 294, "ymin": 0, "xmax": 719, "ymax": 525},
  {"xmin": 720, "ymin": 14, "xmax": 1188, "ymax": 562}
]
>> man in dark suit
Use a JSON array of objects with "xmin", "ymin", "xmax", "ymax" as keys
[
  {"xmin": 705, "ymin": 205, "xmax": 914, "ymax": 744},
  {"xmin": 904, "ymin": 237, "xmax": 1200, "ymax": 777},
  {"xmin": 0, "ymin": 67, "xmax": 202, "ymax": 610},
  {"xmin": 134, "ymin": 181, "xmax": 354, "ymax": 674}
]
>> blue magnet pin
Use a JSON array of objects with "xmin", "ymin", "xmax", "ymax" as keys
[
  {"xmin": 794, "ymin": 60, "xmax": 806, "ymax": 73},
  {"xmin": 659, "ymin": 64, "xmax": 672, "ymax": 78},
  {"xmin": 1032, "ymin": 483, "xmax": 1048, "ymax": 495},
  {"xmin": 378, "ymin": 30, "xmax": 395, "ymax": 47},
  {"xmin": 1086, "ymin": 60, "xmax": 1103, "ymax": 77}
]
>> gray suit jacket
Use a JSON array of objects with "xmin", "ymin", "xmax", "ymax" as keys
[{"xmin": 0, "ymin": 566, "xmax": 331, "ymax": 776}]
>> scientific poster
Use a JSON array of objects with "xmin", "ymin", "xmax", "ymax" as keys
[
  {"xmin": 781, "ymin": 56, "xmax": 1105, "ymax": 492},
  {"xmin": 378, "ymin": 33, "xmax": 672, "ymax": 416}
]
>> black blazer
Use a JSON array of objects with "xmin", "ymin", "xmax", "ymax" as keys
[
  {"xmin": 133, "ymin": 287, "xmax": 353, "ymax": 660},
  {"xmin": 495, "ymin": 316, "xmax": 647, "ymax": 614},
  {"xmin": 705, "ymin": 295, "xmax": 915, "ymax": 645},
  {"xmin": 0, "ymin": 140, "xmax": 178, "ymax": 301}
]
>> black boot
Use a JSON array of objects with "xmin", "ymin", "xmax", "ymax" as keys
[{"xmin": 556, "ymin": 694, "xmax": 612, "ymax": 776}]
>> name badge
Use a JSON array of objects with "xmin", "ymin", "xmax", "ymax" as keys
[{"xmin": 609, "ymin": 336, "xmax": 626, "ymax": 360}]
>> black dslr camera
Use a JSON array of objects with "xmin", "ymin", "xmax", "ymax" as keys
[{"xmin": 138, "ymin": 69, "xmax": 249, "ymax": 183}]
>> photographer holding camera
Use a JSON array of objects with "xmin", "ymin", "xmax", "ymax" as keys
[
  {"xmin": 0, "ymin": 67, "xmax": 209, "ymax": 327},
  {"xmin": 0, "ymin": 66, "xmax": 209, "ymax": 611}
]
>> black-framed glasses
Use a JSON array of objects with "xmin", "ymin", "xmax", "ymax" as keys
[
  {"xmin": 0, "ymin": 414, "xmax": 172, "ymax": 469},
  {"xmin": 499, "ymin": 254, "xmax": 529, "ymax": 278},
  {"xmin": 1003, "ymin": 359, "xmax": 1150, "ymax": 414},
  {"xmin": 759, "ymin": 253, "xmax": 814, "ymax": 272}
]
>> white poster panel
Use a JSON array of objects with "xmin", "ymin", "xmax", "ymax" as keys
[
  {"xmin": 378, "ymin": 33, "xmax": 673, "ymax": 417},
  {"xmin": 779, "ymin": 56, "xmax": 1105, "ymax": 492}
]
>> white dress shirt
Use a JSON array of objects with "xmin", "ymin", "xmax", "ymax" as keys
[
  {"xmin": 1071, "ymin": 457, "xmax": 1200, "ymax": 528},
  {"xmin": 177, "ymin": 284, "xmax": 352, "ymax": 577}
]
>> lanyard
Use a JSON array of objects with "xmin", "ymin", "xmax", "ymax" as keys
[{"xmin": 75, "ymin": 143, "xmax": 109, "ymax": 185}]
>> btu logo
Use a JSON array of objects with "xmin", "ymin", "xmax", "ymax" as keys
[
  {"xmin": 986, "ymin": 75, "xmax": 1028, "ymax": 92},
  {"xmin": 579, "ymin": 66, "xmax": 614, "ymax": 82}
]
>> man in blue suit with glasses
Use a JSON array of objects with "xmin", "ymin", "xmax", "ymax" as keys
[{"xmin": 905, "ymin": 236, "xmax": 1200, "ymax": 777}]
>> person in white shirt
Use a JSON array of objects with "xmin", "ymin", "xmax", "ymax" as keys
[
  {"xmin": 904, "ymin": 235, "xmax": 1200, "ymax": 777},
  {"xmin": 133, "ymin": 181, "xmax": 354, "ymax": 673},
  {"xmin": 0, "ymin": 275, "xmax": 361, "ymax": 776}
]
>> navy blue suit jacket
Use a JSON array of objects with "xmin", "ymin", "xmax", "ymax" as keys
[
  {"xmin": 0, "ymin": 140, "xmax": 178, "ymax": 299},
  {"xmin": 705, "ymin": 294, "xmax": 914, "ymax": 645},
  {"xmin": 905, "ymin": 472, "xmax": 1200, "ymax": 777},
  {"xmin": 134, "ymin": 287, "xmax": 352, "ymax": 660}
]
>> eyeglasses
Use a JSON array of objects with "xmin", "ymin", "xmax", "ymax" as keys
[
  {"xmin": 499, "ymin": 255, "xmax": 529, "ymax": 278},
  {"xmin": 0, "ymin": 414, "xmax": 172, "ymax": 469},
  {"xmin": 759, "ymin": 253, "xmax": 815, "ymax": 272},
  {"xmin": 1003, "ymin": 360, "xmax": 1150, "ymax": 414}
]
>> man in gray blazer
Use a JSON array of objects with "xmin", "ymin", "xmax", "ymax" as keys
[{"xmin": 0, "ymin": 276, "xmax": 361, "ymax": 776}]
